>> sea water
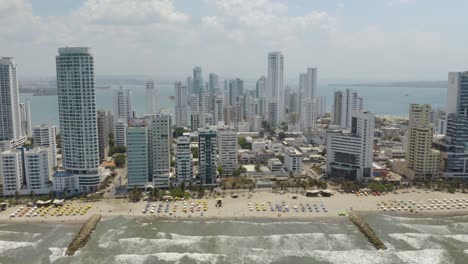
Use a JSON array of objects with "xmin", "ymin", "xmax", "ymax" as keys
[
  {"xmin": 20, "ymin": 84, "xmax": 447, "ymax": 127},
  {"xmin": 0, "ymin": 214, "xmax": 467, "ymax": 264}
]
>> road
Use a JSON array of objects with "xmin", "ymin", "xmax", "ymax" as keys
[{"xmin": 103, "ymin": 167, "xmax": 127, "ymax": 199}]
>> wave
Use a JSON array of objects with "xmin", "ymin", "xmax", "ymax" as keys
[
  {"xmin": 0, "ymin": 240, "xmax": 37, "ymax": 254},
  {"xmin": 389, "ymin": 232, "xmax": 468, "ymax": 250},
  {"xmin": 48, "ymin": 247, "xmax": 66, "ymax": 263},
  {"xmin": 114, "ymin": 252, "xmax": 226, "ymax": 264},
  {"xmin": 112, "ymin": 249, "xmax": 454, "ymax": 264},
  {"xmin": 99, "ymin": 232, "xmax": 363, "ymax": 254},
  {"xmin": 397, "ymin": 223, "xmax": 451, "ymax": 234}
]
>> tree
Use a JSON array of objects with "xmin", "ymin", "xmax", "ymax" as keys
[
  {"xmin": 114, "ymin": 154, "xmax": 126, "ymax": 168},
  {"xmin": 173, "ymin": 127, "xmax": 187, "ymax": 138},
  {"xmin": 128, "ymin": 187, "xmax": 142, "ymax": 202},
  {"xmin": 278, "ymin": 132, "xmax": 286, "ymax": 140},
  {"xmin": 217, "ymin": 165, "xmax": 224, "ymax": 176},
  {"xmin": 279, "ymin": 122, "xmax": 288, "ymax": 132},
  {"xmin": 29, "ymin": 191, "xmax": 35, "ymax": 201},
  {"xmin": 191, "ymin": 148, "xmax": 199, "ymax": 159},
  {"xmin": 254, "ymin": 163, "xmax": 261, "ymax": 172},
  {"xmin": 238, "ymin": 137, "xmax": 252, "ymax": 150},
  {"xmin": 14, "ymin": 191, "xmax": 20, "ymax": 200}
]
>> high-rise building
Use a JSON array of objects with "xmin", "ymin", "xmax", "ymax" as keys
[
  {"xmin": 198, "ymin": 126, "xmax": 218, "ymax": 186},
  {"xmin": 97, "ymin": 110, "xmax": 110, "ymax": 161},
  {"xmin": 405, "ymin": 104, "xmax": 440, "ymax": 179},
  {"xmin": 332, "ymin": 89, "xmax": 364, "ymax": 129},
  {"xmin": 267, "ymin": 52, "xmax": 284, "ymax": 126},
  {"xmin": 326, "ymin": 111, "xmax": 375, "ymax": 181},
  {"xmin": 433, "ymin": 72, "xmax": 468, "ymax": 179},
  {"xmin": 175, "ymin": 136, "xmax": 192, "ymax": 185},
  {"xmin": 19, "ymin": 101, "xmax": 32, "ymax": 137},
  {"xmin": 189, "ymin": 94, "xmax": 200, "ymax": 130},
  {"xmin": 214, "ymin": 96, "xmax": 224, "ymax": 126},
  {"xmin": 0, "ymin": 57, "xmax": 26, "ymax": 151},
  {"xmin": 33, "ymin": 124, "xmax": 57, "ymax": 169},
  {"xmin": 113, "ymin": 86, "xmax": 133, "ymax": 146},
  {"xmin": 56, "ymin": 47, "xmax": 100, "ymax": 192},
  {"xmin": 126, "ymin": 119, "xmax": 149, "ymax": 188},
  {"xmin": 256, "ymin": 76, "xmax": 266, "ymax": 99},
  {"xmin": 201, "ymin": 91, "xmax": 212, "ymax": 126},
  {"xmin": 209, "ymin": 73, "xmax": 219, "ymax": 108},
  {"xmin": 150, "ymin": 112, "xmax": 172, "ymax": 188},
  {"xmin": 304, "ymin": 68, "xmax": 318, "ymax": 99},
  {"xmin": 218, "ymin": 130, "xmax": 238, "ymax": 175},
  {"xmin": 146, "ymin": 80, "xmax": 158, "ymax": 115},
  {"xmin": 174, "ymin": 81, "xmax": 188, "ymax": 127},
  {"xmin": 193, "ymin": 66, "xmax": 203, "ymax": 101},
  {"xmin": 1, "ymin": 147, "xmax": 51, "ymax": 195}
]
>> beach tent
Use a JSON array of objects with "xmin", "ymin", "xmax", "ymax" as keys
[
  {"xmin": 320, "ymin": 190, "xmax": 333, "ymax": 197},
  {"xmin": 53, "ymin": 199, "xmax": 65, "ymax": 206},
  {"xmin": 306, "ymin": 190, "xmax": 320, "ymax": 197},
  {"xmin": 216, "ymin": 198, "xmax": 223, "ymax": 207},
  {"xmin": 36, "ymin": 200, "xmax": 52, "ymax": 207},
  {"xmin": 0, "ymin": 202, "xmax": 7, "ymax": 211}
]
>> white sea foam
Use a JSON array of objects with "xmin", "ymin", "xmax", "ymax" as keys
[
  {"xmin": 48, "ymin": 247, "xmax": 66, "ymax": 263},
  {"xmin": 396, "ymin": 249, "xmax": 450, "ymax": 264},
  {"xmin": 398, "ymin": 223, "xmax": 451, "ymax": 234},
  {"xmin": 0, "ymin": 240, "xmax": 36, "ymax": 254},
  {"xmin": 114, "ymin": 252, "xmax": 226, "ymax": 264},
  {"xmin": 448, "ymin": 234, "xmax": 468, "ymax": 243},
  {"xmin": 389, "ymin": 233, "xmax": 443, "ymax": 249},
  {"xmin": 0, "ymin": 230, "xmax": 41, "ymax": 238}
]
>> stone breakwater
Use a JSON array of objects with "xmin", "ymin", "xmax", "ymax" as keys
[
  {"xmin": 349, "ymin": 212, "xmax": 387, "ymax": 250},
  {"xmin": 66, "ymin": 214, "xmax": 101, "ymax": 256}
]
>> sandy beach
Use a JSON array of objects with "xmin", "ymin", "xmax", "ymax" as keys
[{"xmin": 1, "ymin": 189, "xmax": 467, "ymax": 224}]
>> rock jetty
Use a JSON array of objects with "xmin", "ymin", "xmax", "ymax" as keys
[
  {"xmin": 349, "ymin": 212, "xmax": 386, "ymax": 250},
  {"xmin": 66, "ymin": 214, "xmax": 101, "ymax": 256}
]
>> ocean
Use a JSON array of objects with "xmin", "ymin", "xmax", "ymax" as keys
[
  {"xmin": 20, "ymin": 84, "xmax": 447, "ymax": 127},
  {"xmin": 0, "ymin": 214, "xmax": 467, "ymax": 263}
]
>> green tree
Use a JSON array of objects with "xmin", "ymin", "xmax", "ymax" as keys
[
  {"xmin": 128, "ymin": 187, "xmax": 142, "ymax": 202},
  {"xmin": 173, "ymin": 127, "xmax": 187, "ymax": 138},
  {"xmin": 114, "ymin": 154, "xmax": 126, "ymax": 168},
  {"xmin": 278, "ymin": 132, "xmax": 286, "ymax": 140},
  {"xmin": 238, "ymin": 137, "xmax": 252, "ymax": 150},
  {"xmin": 217, "ymin": 165, "xmax": 224, "ymax": 176}
]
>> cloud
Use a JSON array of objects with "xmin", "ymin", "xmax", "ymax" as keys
[
  {"xmin": 75, "ymin": 0, "xmax": 190, "ymax": 24},
  {"xmin": 386, "ymin": 0, "xmax": 413, "ymax": 6}
]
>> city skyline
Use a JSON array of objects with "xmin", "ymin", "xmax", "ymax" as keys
[{"xmin": 1, "ymin": 0, "xmax": 468, "ymax": 81}]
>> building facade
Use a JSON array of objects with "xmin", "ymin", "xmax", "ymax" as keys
[
  {"xmin": 326, "ymin": 111, "xmax": 375, "ymax": 181},
  {"xmin": 267, "ymin": 52, "xmax": 284, "ymax": 126},
  {"xmin": 19, "ymin": 101, "xmax": 32, "ymax": 137},
  {"xmin": 198, "ymin": 126, "xmax": 218, "ymax": 185},
  {"xmin": 113, "ymin": 86, "xmax": 133, "ymax": 146},
  {"xmin": 33, "ymin": 124, "xmax": 57, "ymax": 169},
  {"xmin": 56, "ymin": 47, "xmax": 101, "ymax": 192},
  {"xmin": 146, "ymin": 80, "xmax": 158, "ymax": 115},
  {"xmin": 150, "ymin": 112, "xmax": 172, "ymax": 188},
  {"xmin": 218, "ymin": 130, "xmax": 238, "ymax": 175},
  {"xmin": 332, "ymin": 89, "xmax": 364, "ymax": 129},
  {"xmin": 126, "ymin": 119, "xmax": 149, "ymax": 188},
  {"xmin": 284, "ymin": 147, "xmax": 303, "ymax": 174},
  {"xmin": 174, "ymin": 81, "xmax": 188, "ymax": 127},
  {"xmin": 97, "ymin": 110, "xmax": 110, "ymax": 161},
  {"xmin": 175, "ymin": 136, "xmax": 192, "ymax": 185},
  {"xmin": 405, "ymin": 104, "xmax": 440, "ymax": 179}
]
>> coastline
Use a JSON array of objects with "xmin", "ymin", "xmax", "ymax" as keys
[{"xmin": 1, "ymin": 189, "xmax": 467, "ymax": 225}]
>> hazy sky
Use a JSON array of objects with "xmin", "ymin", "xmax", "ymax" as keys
[{"xmin": 1, "ymin": 0, "xmax": 467, "ymax": 82}]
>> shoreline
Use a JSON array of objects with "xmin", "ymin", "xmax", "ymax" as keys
[{"xmin": 1, "ymin": 189, "xmax": 467, "ymax": 225}]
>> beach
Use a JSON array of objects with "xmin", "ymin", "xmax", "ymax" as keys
[{"xmin": 1, "ymin": 189, "xmax": 467, "ymax": 224}]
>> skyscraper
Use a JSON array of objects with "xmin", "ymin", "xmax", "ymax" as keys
[
  {"xmin": 19, "ymin": 101, "xmax": 32, "ymax": 137},
  {"xmin": 218, "ymin": 130, "xmax": 238, "ymax": 175},
  {"xmin": 209, "ymin": 73, "xmax": 219, "ymax": 109},
  {"xmin": 56, "ymin": 47, "xmax": 100, "ymax": 192},
  {"xmin": 198, "ymin": 126, "xmax": 218, "ymax": 186},
  {"xmin": 193, "ymin": 66, "xmax": 203, "ymax": 102},
  {"xmin": 405, "ymin": 104, "xmax": 440, "ymax": 179},
  {"xmin": 189, "ymin": 94, "xmax": 200, "ymax": 130},
  {"xmin": 146, "ymin": 80, "xmax": 158, "ymax": 115},
  {"xmin": 304, "ymin": 68, "xmax": 318, "ymax": 99},
  {"xmin": 174, "ymin": 81, "xmax": 188, "ymax": 127},
  {"xmin": 113, "ymin": 86, "xmax": 133, "ymax": 146},
  {"xmin": 0, "ymin": 57, "xmax": 26, "ymax": 151},
  {"xmin": 433, "ymin": 72, "xmax": 468, "ymax": 179},
  {"xmin": 126, "ymin": 118, "xmax": 149, "ymax": 188},
  {"xmin": 332, "ymin": 89, "xmax": 364, "ymax": 129},
  {"xmin": 175, "ymin": 136, "xmax": 192, "ymax": 185},
  {"xmin": 97, "ymin": 110, "xmax": 110, "ymax": 161},
  {"xmin": 150, "ymin": 112, "xmax": 172, "ymax": 188},
  {"xmin": 267, "ymin": 52, "xmax": 284, "ymax": 127},
  {"xmin": 326, "ymin": 111, "xmax": 375, "ymax": 181}
]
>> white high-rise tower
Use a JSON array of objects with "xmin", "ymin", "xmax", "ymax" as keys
[
  {"xmin": 267, "ymin": 51, "xmax": 284, "ymax": 127},
  {"xmin": 113, "ymin": 86, "xmax": 133, "ymax": 146},
  {"xmin": 146, "ymin": 80, "xmax": 158, "ymax": 115},
  {"xmin": 0, "ymin": 57, "xmax": 26, "ymax": 151},
  {"xmin": 56, "ymin": 47, "xmax": 100, "ymax": 192},
  {"xmin": 20, "ymin": 100, "xmax": 32, "ymax": 137},
  {"xmin": 174, "ymin": 81, "xmax": 188, "ymax": 127}
]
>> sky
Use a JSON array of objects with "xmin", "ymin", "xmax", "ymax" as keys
[{"xmin": 1, "ymin": 0, "xmax": 468, "ymax": 82}]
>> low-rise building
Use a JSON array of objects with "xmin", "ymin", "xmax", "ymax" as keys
[
  {"xmin": 53, "ymin": 171, "xmax": 78, "ymax": 192},
  {"xmin": 268, "ymin": 158, "xmax": 283, "ymax": 172},
  {"xmin": 255, "ymin": 149, "xmax": 275, "ymax": 163},
  {"xmin": 284, "ymin": 147, "xmax": 303, "ymax": 173}
]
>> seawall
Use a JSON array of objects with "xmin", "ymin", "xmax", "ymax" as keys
[
  {"xmin": 66, "ymin": 214, "xmax": 102, "ymax": 256},
  {"xmin": 349, "ymin": 212, "xmax": 386, "ymax": 250}
]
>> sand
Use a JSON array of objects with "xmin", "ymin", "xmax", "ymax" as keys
[{"xmin": 0, "ymin": 188, "xmax": 467, "ymax": 224}]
